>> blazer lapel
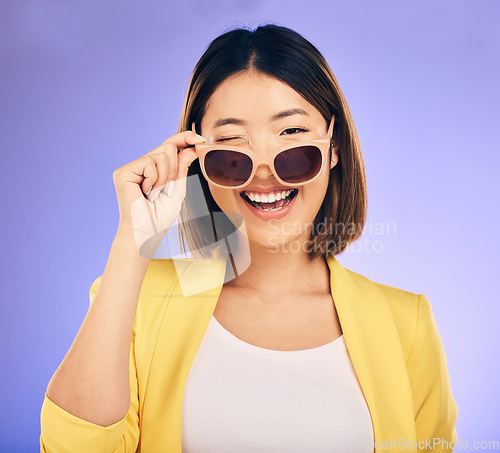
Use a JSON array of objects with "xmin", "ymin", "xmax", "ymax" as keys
[
  {"xmin": 326, "ymin": 255, "xmax": 416, "ymax": 451},
  {"xmin": 141, "ymin": 253, "xmax": 417, "ymax": 452}
]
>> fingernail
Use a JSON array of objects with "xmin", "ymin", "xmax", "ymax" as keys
[
  {"xmin": 166, "ymin": 180, "xmax": 175, "ymax": 197},
  {"xmin": 195, "ymin": 134, "xmax": 207, "ymax": 142},
  {"xmin": 146, "ymin": 186, "xmax": 152, "ymax": 196}
]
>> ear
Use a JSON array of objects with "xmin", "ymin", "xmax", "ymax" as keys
[
  {"xmin": 329, "ymin": 133, "xmax": 340, "ymax": 170},
  {"xmin": 329, "ymin": 123, "xmax": 340, "ymax": 170}
]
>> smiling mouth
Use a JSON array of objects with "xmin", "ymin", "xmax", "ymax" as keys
[{"xmin": 240, "ymin": 188, "xmax": 298, "ymax": 211}]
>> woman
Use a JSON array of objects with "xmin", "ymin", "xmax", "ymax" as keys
[{"xmin": 40, "ymin": 24, "xmax": 458, "ymax": 453}]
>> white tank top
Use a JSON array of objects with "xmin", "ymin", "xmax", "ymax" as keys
[{"xmin": 181, "ymin": 315, "xmax": 375, "ymax": 453}]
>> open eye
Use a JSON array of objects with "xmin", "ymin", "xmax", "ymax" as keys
[{"xmin": 281, "ymin": 127, "xmax": 310, "ymax": 135}]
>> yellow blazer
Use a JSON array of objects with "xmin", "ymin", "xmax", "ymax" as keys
[{"xmin": 40, "ymin": 254, "xmax": 458, "ymax": 453}]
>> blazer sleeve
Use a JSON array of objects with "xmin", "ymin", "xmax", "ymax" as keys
[
  {"xmin": 39, "ymin": 275, "xmax": 140, "ymax": 453},
  {"xmin": 406, "ymin": 294, "xmax": 458, "ymax": 453}
]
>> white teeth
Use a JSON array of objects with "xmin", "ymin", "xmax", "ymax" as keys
[{"xmin": 244, "ymin": 189, "xmax": 294, "ymax": 203}]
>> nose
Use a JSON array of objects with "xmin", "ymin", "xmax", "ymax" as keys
[
  {"xmin": 248, "ymin": 135, "xmax": 281, "ymax": 182},
  {"xmin": 253, "ymin": 162, "xmax": 275, "ymax": 180}
]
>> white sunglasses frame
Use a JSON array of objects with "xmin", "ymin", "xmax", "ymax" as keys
[{"xmin": 190, "ymin": 114, "xmax": 336, "ymax": 190}]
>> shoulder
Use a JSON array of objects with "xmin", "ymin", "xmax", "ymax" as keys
[
  {"xmin": 345, "ymin": 266, "xmax": 420, "ymax": 313},
  {"xmin": 145, "ymin": 257, "xmax": 188, "ymax": 279},
  {"xmin": 88, "ymin": 258, "xmax": 195, "ymax": 302},
  {"xmin": 88, "ymin": 258, "xmax": 199, "ymax": 333},
  {"xmin": 131, "ymin": 258, "xmax": 199, "ymax": 346},
  {"xmin": 344, "ymin": 267, "xmax": 421, "ymax": 360},
  {"xmin": 340, "ymin": 268, "xmax": 458, "ymax": 438},
  {"xmin": 145, "ymin": 257, "xmax": 195, "ymax": 280},
  {"xmin": 132, "ymin": 258, "xmax": 209, "ymax": 312}
]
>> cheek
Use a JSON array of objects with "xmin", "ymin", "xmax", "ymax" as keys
[
  {"xmin": 209, "ymin": 186, "xmax": 240, "ymax": 211},
  {"xmin": 304, "ymin": 171, "xmax": 330, "ymax": 206}
]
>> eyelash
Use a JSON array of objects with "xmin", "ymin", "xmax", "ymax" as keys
[{"xmin": 215, "ymin": 127, "xmax": 310, "ymax": 142}]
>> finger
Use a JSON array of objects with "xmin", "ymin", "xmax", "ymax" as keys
[
  {"xmin": 161, "ymin": 130, "xmax": 207, "ymax": 149},
  {"xmin": 170, "ymin": 147, "xmax": 199, "ymax": 199},
  {"xmin": 147, "ymin": 142, "xmax": 180, "ymax": 201},
  {"xmin": 148, "ymin": 152, "xmax": 169, "ymax": 194},
  {"xmin": 141, "ymin": 155, "xmax": 159, "ymax": 195},
  {"xmin": 176, "ymin": 146, "xmax": 199, "ymax": 181},
  {"xmin": 162, "ymin": 142, "xmax": 179, "ymax": 185},
  {"xmin": 144, "ymin": 131, "xmax": 206, "ymax": 159}
]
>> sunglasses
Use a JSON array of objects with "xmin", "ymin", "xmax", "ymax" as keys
[{"xmin": 191, "ymin": 114, "xmax": 335, "ymax": 190}]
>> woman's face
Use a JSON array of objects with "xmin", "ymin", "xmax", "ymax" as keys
[{"xmin": 200, "ymin": 71, "xmax": 338, "ymax": 252}]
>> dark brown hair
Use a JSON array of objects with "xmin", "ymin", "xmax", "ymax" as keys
[{"xmin": 176, "ymin": 23, "xmax": 367, "ymax": 260}]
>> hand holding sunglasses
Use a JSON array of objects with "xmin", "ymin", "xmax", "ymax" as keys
[{"xmin": 191, "ymin": 114, "xmax": 336, "ymax": 190}]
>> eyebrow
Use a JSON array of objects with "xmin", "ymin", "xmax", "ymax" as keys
[{"xmin": 212, "ymin": 108, "xmax": 310, "ymax": 129}]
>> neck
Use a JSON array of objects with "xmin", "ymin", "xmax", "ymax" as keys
[{"xmin": 223, "ymin": 234, "xmax": 332, "ymax": 298}]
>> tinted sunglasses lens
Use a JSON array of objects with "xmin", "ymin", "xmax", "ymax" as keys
[
  {"xmin": 274, "ymin": 146, "xmax": 322, "ymax": 184},
  {"xmin": 205, "ymin": 150, "xmax": 252, "ymax": 187}
]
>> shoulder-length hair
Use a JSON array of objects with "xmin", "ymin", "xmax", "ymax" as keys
[{"xmin": 176, "ymin": 23, "xmax": 367, "ymax": 261}]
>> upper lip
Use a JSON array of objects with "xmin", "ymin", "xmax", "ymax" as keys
[{"xmin": 240, "ymin": 186, "xmax": 297, "ymax": 194}]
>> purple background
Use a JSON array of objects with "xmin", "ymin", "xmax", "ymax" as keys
[{"xmin": 1, "ymin": 1, "xmax": 499, "ymax": 451}]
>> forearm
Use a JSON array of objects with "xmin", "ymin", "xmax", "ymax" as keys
[{"xmin": 46, "ymin": 232, "xmax": 150, "ymax": 427}]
